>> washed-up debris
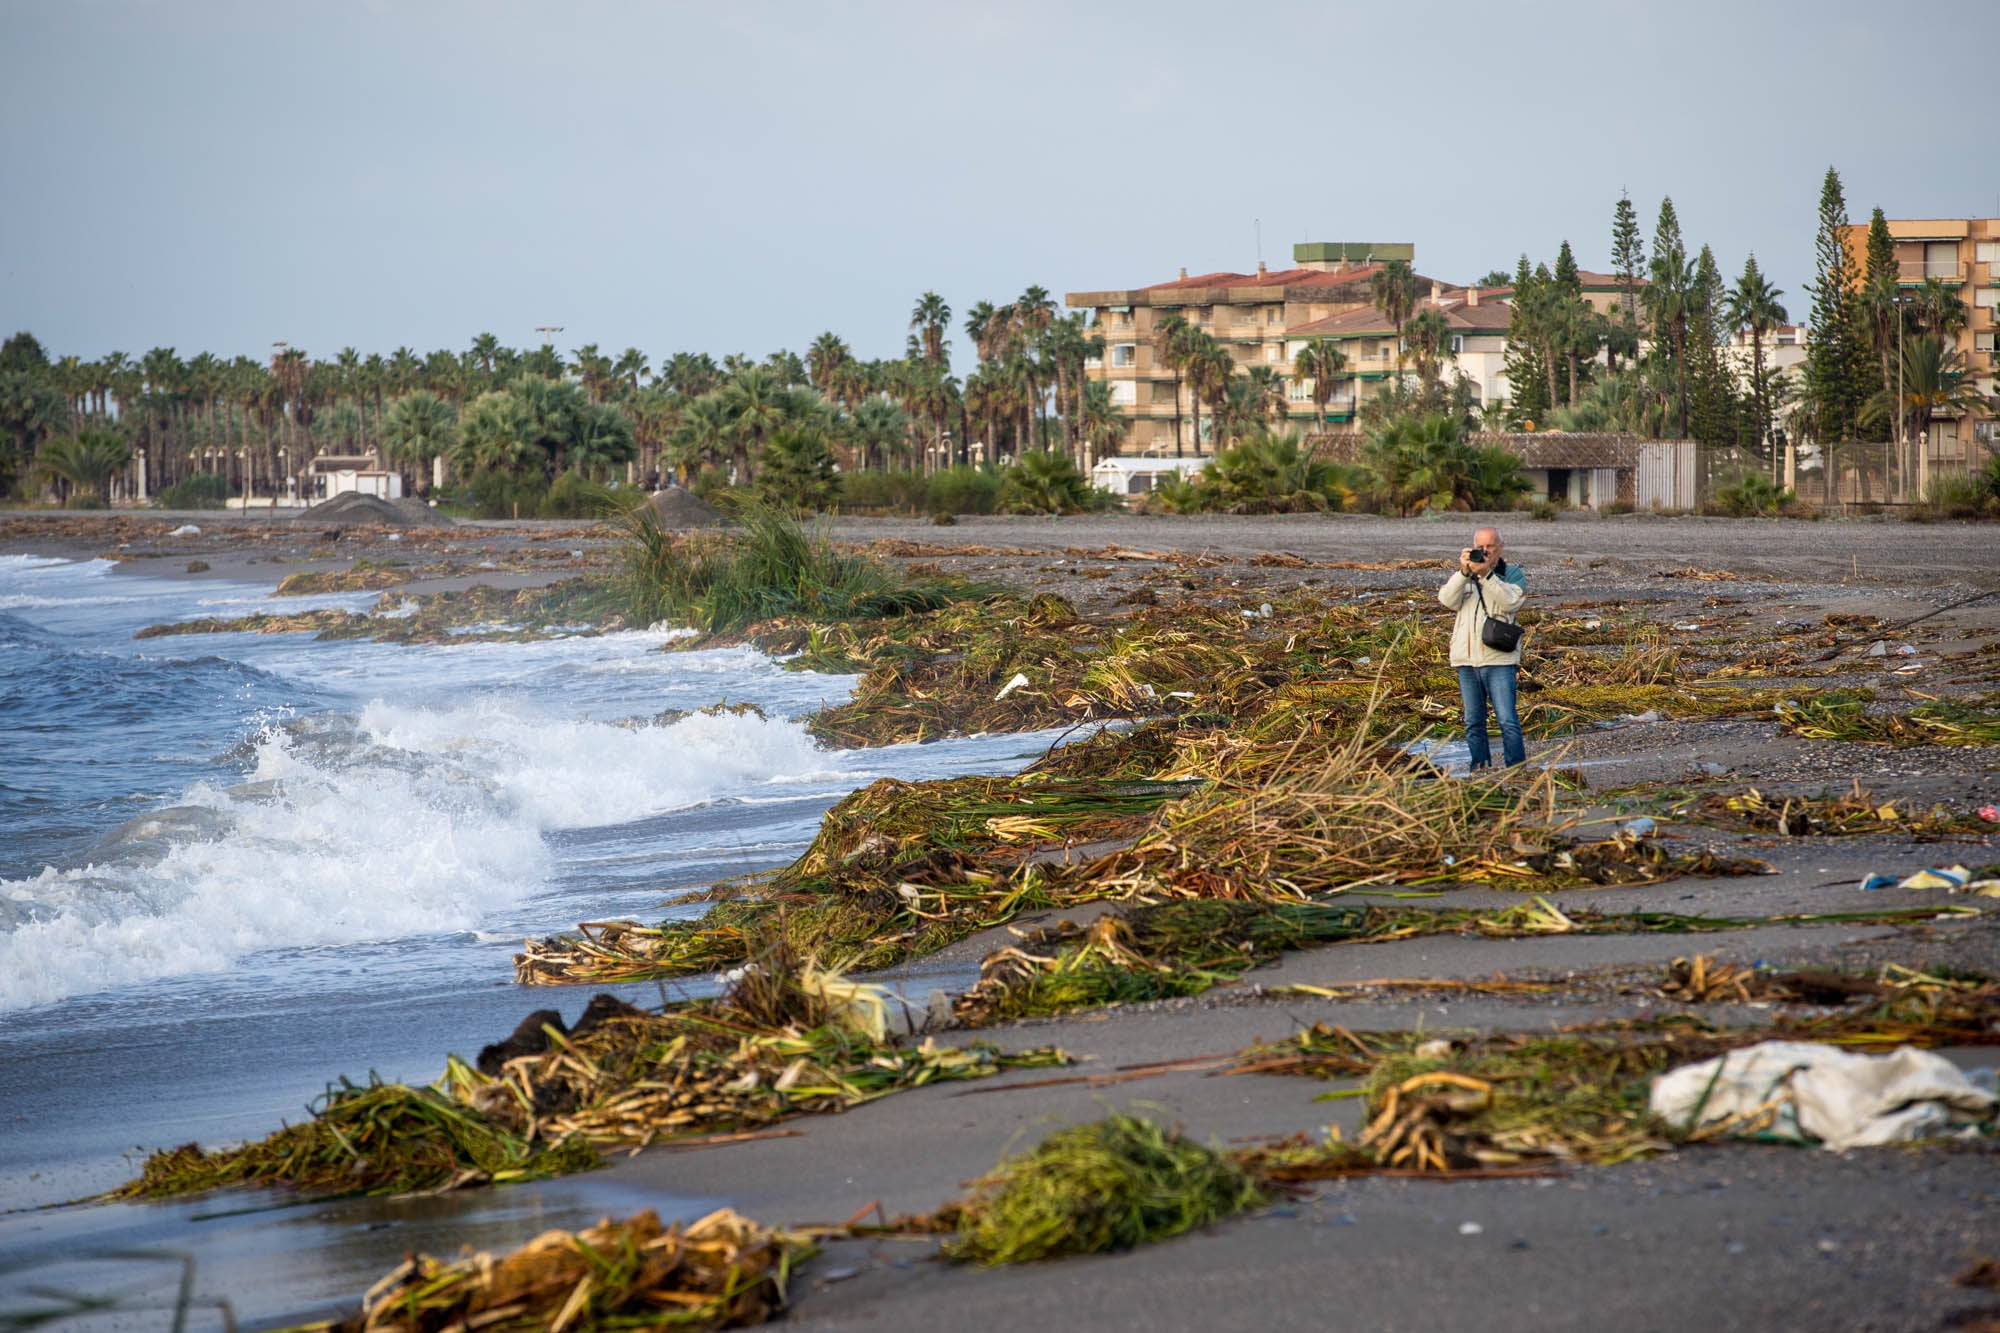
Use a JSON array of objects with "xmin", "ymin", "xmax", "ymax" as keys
[
  {"xmin": 1657, "ymin": 956, "xmax": 1886, "ymax": 1006},
  {"xmin": 1777, "ymin": 692, "xmax": 2000, "ymax": 746},
  {"xmin": 949, "ymin": 898, "xmax": 1964, "ymax": 1026},
  {"xmin": 1693, "ymin": 782, "xmax": 1991, "ymax": 838},
  {"xmin": 1230, "ymin": 973, "xmax": 2000, "ymax": 1169},
  {"xmin": 115, "ymin": 957, "xmax": 1065, "ymax": 1201},
  {"xmin": 942, "ymin": 1111, "xmax": 1264, "ymax": 1265},
  {"xmin": 1894, "ymin": 864, "xmax": 2000, "ymax": 896},
  {"xmin": 1654, "ymin": 566, "xmax": 1740, "ymax": 581},
  {"xmin": 1649, "ymin": 1042, "xmax": 1997, "ymax": 1150},
  {"xmin": 304, "ymin": 1208, "xmax": 803, "ymax": 1332}
]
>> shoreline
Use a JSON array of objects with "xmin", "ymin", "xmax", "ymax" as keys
[{"xmin": 3, "ymin": 513, "xmax": 1998, "ymax": 1330}]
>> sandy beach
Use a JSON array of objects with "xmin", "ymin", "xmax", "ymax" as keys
[{"xmin": 2, "ymin": 509, "xmax": 1997, "ymax": 1331}]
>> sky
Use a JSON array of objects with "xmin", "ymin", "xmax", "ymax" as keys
[{"xmin": 3, "ymin": 0, "xmax": 1995, "ymax": 375}]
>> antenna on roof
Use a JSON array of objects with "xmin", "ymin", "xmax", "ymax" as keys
[{"xmin": 1254, "ymin": 218, "xmax": 1262, "ymax": 267}]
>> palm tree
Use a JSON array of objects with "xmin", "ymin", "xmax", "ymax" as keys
[
  {"xmin": 454, "ymin": 390, "xmax": 537, "ymax": 475},
  {"xmin": 1078, "ymin": 379, "xmax": 1128, "ymax": 462},
  {"xmin": 1152, "ymin": 313, "xmax": 1194, "ymax": 456},
  {"xmin": 721, "ymin": 367, "xmax": 791, "ymax": 482},
  {"xmin": 910, "ymin": 292, "xmax": 952, "ymax": 366},
  {"xmin": 807, "ymin": 332, "xmax": 851, "ymax": 395},
  {"xmin": 1724, "ymin": 254, "xmax": 1789, "ymax": 478},
  {"xmin": 1402, "ymin": 306, "xmax": 1454, "ymax": 389},
  {"xmin": 1242, "ymin": 365, "xmax": 1288, "ymax": 433},
  {"xmin": 666, "ymin": 393, "xmax": 735, "ymax": 483},
  {"xmin": 1643, "ymin": 243, "xmax": 1699, "ymax": 438},
  {"xmin": 1185, "ymin": 335, "xmax": 1232, "ymax": 453},
  {"xmin": 1910, "ymin": 279, "xmax": 1967, "ymax": 339},
  {"xmin": 1291, "ymin": 340, "xmax": 1349, "ymax": 434},
  {"xmin": 382, "ymin": 390, "xmax": 460, "ymax": 488},
  {"xmin": 469, "ymin": 332, "xmax": 502, "ymax": 379},
  {"xmin": 612, "ymin": 348, "xmax": 650, "ymax": 399},
  {"xmin": 1040, "ymin": 313, "xmax": 1101, "ymax": 462},
  {"xmin": 1369, "ymin": 260, "xmax": 1419, "ymax": 359},
  {"xmin": 659, "ymin": 352, "xmax": 721, "ymax": 399},
  {"xmin": 38, "ymin": 427, "xmax": 132, "ymax": 505},
  {"xmin": 1868, "ymin": 334, "xmax": 1983, "ymax": 455}
]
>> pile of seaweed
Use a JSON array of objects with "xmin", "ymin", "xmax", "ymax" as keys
[
  {"xmin": 302, "ymin": 1207, "xmax": 801, "ymax": 1333},
  {"xmin": 518, "ymin": 724, "xmax": 1776, "ymax": 990},
  {"xmin": 113, "ymin": 951, "xmax": 1063, "ymax": 1202}
]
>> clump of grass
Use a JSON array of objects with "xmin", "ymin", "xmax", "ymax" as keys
[
  {"xmin": 625, "ymin": 501, "xmax": 970, "ymax": 633},
  {"xmin": 944, "ymin": 1112, "xmax": 1264, "ymax": 1265}
]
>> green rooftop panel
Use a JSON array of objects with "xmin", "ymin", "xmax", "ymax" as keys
[{"xmin": 1293, "ymin": 241, "xmax": 1414, "ymax": 264}]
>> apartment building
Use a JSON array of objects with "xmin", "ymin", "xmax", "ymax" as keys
[
  {"xmin": 1284, "ymin": 287, "xmax": 1514, "ymax": 422},
  {"xmin": 1066, "ymin": 242, "xmax": 1453, "ymax": 455},
  {"xmin": 1838, "ymin": 216, "xmax": 2000, "ymax": 463}
]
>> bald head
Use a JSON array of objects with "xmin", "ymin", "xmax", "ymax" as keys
[{"xmin": 1474, "ymin": 527, "xmax": 1502, "ymax": 553}]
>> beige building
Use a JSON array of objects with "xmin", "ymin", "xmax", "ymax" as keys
[
  {"xmin": 1067, "ymin": 242, "xmax": 1456, "ymax": 455},
  {"xmin": 1838, "ymin": 216, "xmax": 2000, "ymax": 465},
  {"xmin": 1285, "ymin": 288, "xmax": 1513, "ymax": 423}
]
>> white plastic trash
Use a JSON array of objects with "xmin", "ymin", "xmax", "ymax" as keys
[{"xmin": 1649, "ymin": 1042, "xmax": 1997, "ymax": 1151}]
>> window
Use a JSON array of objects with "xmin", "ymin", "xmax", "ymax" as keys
[
  {"xmin": 1973, "ymin": 288, "xmax": 1999, "ymax": 309},
  {"xmin": 1925, "ymin": 242, "xmax": 1958, "ymax": 280},
  {"xmin": 1977, "ymin": 242, "xmax": 2000, "ymax": 265},
  {"xmin": 1266, "ymin": 307, "xmax": 1282, "ymax": 325},
  {"xmin": 1109, "ymin": 381, "xmax": 1136, "ymax": 406},
  {"xmin": 1287, "ymin": 379, "xmax": 1313, "ymax": 402},
  {"xmin": 1111, "ymin": 343, "xmax": 1137, "ymax": 367},
  {"xmin": 1449, "ymin": 335, "xmax": 1464, "ymax": 355},
  {"xmin": 1266, "ymin": 345, "xmax": 1283, "ymax": 363},
  {"xmin": 1975, "ymin": 332, "xmax": 1996, "ymax": 352}
]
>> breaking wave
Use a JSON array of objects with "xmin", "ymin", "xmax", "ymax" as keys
[{"xmin": 0, "ymin": 701, "xmax": 849, "ymax": 1012}]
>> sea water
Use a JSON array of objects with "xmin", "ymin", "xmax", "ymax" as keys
[{"xmin": 0, "ymin": 555, "xmax": 1062, "ymax": 1209}]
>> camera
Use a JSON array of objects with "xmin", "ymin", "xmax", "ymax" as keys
[{"xmin": 1468, "ymin": 546, "xmax": 1489, "ymax": 564}]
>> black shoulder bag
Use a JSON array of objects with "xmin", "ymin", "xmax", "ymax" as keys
[{"xmin": 1471, "ymin": 577, "xmax": 1524, "ymax": 653}]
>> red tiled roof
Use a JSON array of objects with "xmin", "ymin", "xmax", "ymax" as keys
[
  {"xmin": 1286, "ymin": 307, "xmax": 1394, "ymax": 337},
  {"xmin": 1287, "ymin": 296, "xmax": 1513, "ymax": 338},
  {"xmin": 1140, "ymin": 270, "xmax": 1256, "ymax": 291},
  {"xmin": 1576, "ymin": 269, "xmax": 1649, "ymax": 288}
]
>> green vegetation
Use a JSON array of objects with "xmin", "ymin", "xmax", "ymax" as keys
[
  {"xmin": 119, "ymin": 1080, "xmax": 598, "ymax": 1198},
  {"xmin": 1152, "ymin": 430, "xmax": 1358, "ymax": 514},
  {"xmin": 625, "ymin": 502, "xmax": 969, "ymax": 634},
  {"xmin": 944, "ymin": 1112, "xmax": 1264, "ymax": 1265},
  {"xmin": 1708, "ymin": 471, "xmax": 1795, "ymax": 517},
  {"xmin": 153, "ymin": 472, "xmax": 229, "ymax": 509},
  {"xmin": 998, "ymin": 449, "xmax": 1102, "ymax": 515},
  {"xmin": 34, "ymin": 428, "xmax": 132, "ymax": 506}
]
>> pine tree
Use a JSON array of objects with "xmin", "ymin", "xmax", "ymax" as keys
[
  {"xmin": 1503, "ymin": 255, "xmax": 1550, "ymax": 427},
  {"xmin": 1805, "ymin": 167, "xmax": 1867, "ymax": 486},
  {"xmin": 1864, "ymin": 208, "xmax": 1895, "ymax": 285},
  {"xmin": 1608, "ymin": 193, "xmax": 1645, "ymax": 372},
  {"xmin": 1687, "ymin": 245, "xmax": 1740, "ymax": 450},
  {"xmin": 1610, "ymin": 192, "xmax": 1644, "ymax": 318},
  {"xmin": 1644, "ymin": 198, "xmax": 1697, "ymax": 437},
  {"xmin": 1554, "ymin": 240, "xmax": 1581, "ymax": 294}
]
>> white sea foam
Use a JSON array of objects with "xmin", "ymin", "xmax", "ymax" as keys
[{"xmin": 0, "ymin": 700, "xmax": 851, "ymax": 1012}]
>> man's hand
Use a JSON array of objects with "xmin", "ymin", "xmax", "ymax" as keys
[{"xmin": 1459, "ymin": 548, "xmax": 1490, "ymax": 577}]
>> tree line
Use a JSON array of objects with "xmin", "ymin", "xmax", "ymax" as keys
[{"xmin": 0, "ymin": 287, "xmax": 1134, "ymax": 511}]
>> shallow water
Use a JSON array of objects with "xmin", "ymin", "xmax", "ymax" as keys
[{"xmin": 0, "ymin": 555, "xmax": 1059, "ymax": 1210}]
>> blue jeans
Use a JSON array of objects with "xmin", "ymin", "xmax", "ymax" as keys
[{"xmin": 1457, "ymin": 665, "xmax": 1525, "ymax": 769}]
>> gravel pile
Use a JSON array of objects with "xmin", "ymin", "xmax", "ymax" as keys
[{"xmin": 301, "ymin": 493, "xmax": 454, "ymax": 528}]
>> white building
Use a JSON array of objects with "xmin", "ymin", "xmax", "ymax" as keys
[{"xmin": 1090, "ymin": 456, "xmax": 1210, "ymax": 497}]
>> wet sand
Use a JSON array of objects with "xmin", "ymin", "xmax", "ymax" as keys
[{"xmin": 2, "ymin": 510, "xmax": 1997, "ymax": 1331}]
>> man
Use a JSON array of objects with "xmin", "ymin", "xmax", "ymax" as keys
[{"xmin": 1437, "ymin": 526, "xmax": 1527, "ymax": 769}]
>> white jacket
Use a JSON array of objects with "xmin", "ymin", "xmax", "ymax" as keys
[{"xmin": 1438, "ymin": 564, "xmax": 1527, "ymax": 667}]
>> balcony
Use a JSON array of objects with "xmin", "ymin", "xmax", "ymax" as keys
[{"xmin": 1898, "ymin": 259, "xmax": 1962, "ymax": 283}]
